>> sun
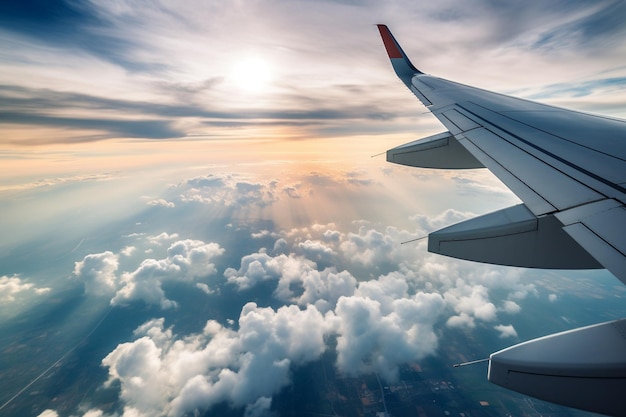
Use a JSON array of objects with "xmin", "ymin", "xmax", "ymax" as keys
[{"xmin": 230, "ymin": 56, "xmax": 273, "ymax": 93}]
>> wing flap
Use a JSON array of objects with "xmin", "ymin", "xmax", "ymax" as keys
[
  {"xmin": 428, "ymin": 204, "xmax": 601, "ymax": 269},
  {"xmin": 556, "ymin": 200, "xmax": 626, "ymax": 284},
  {"xmin": 386, "ymin": 132, "xmax": 485, "ymax": 169},
  {"xmin": 488, "ymin": 319, "xmax": 626, "ymax": 416}
]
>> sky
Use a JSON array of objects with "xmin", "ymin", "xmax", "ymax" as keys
[{"xmin": 1, "ymin": 1, "xmax": 626, "ymax": 417}]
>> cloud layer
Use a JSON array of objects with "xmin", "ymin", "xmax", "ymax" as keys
[{"xmin": 70, "ymin": 203, "xmax": 540, "ymax": 416}]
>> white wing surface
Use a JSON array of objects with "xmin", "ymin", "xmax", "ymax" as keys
[{"xmin": 377, "ymin": 24, "xmax": 626, "ymax": 416}]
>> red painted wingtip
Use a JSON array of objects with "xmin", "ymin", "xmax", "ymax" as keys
[{"xmin": 377, "ymin": 24, "xmax": 403, "ymax": 59}]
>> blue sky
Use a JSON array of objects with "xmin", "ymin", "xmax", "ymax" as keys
[{"xmin": 1, "ymin": 1, "xmax": 626, "ymax": 417}]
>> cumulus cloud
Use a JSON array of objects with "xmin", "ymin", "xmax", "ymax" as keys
[
  {"xmin": 231, "ymin": 217, "xmax": 536, "ymax": 333},
  {"xmin": 147, "ymin": 232, "xmax": 179, "ymax": 245},
  {"xmin": 120, "ymin": 246, "xmax": 136, "ymax": 257},
  {"xmin": 444, "ymin": 283, "xmax": 497, "ymax": 326},
  {"xmin": 410, "ymin": 208, "xmax": 475, "ymax": 235},
  {"xmin": 225, "ymin": 250, "xmax": 356, "ymax": 312},
  {"xmin": 101, "ymin": 276, "xmax": 448, "ymax": 416},
  {"xmin": 332, "ymin": 291, "xmax": 445, "ymax": 381},
  {"xmin": 494, "ymin": 324, "xmax": 518, "ymax": 339},
  {"xmin": 36, "ymin": 410, "xmax": 58, "ymax": 417},
  {"xmin": 224, "ymin": 252, "xmax": 313, "ymax": 291},
  {"xmin": 549, "ymin": 293, "xmax": 558, "ymax": 302},
  {"xmin": 0, "ymin": 275, "xmax": 50, "ymax": 302},
  {"xmin": 196, "ymin": 283, "xmax": 213, "ymax": 295},
  {"xmin": 82, "ymin": 410, "xmax": 106, "ymax": 417},
  {"xmin": 112, "ymin": 239, "xmax": 224, "ymax": 308},
  {"xmin": 251, "ymin": 230, "xmax": 278, "ymax": 239},
  {"xmin": 446, "ymin": 312, "xmax": 476, "ymax": 329},
  {"xmin": 501, "ymin": 300, "xmax": 521, "ymax": 314},
  {"xmin": 93, "ymin": 208, "xmax": 548, "ymax": 415},
  {"xmin": 74, "ymin": 252, "xmax": 120, "ymax": 297},
  {"xmin": 102, "ymin": 304, "xmax": 328, "ymax": 417},
  {"xmin": 75, "ymin": 239, "xmax": 223, "ymax": 308},
  {"xmin": 244, "ymin": 396, "xmax": 273, "ymax": 417},
  {"xmin": 147, "ymin": 198, "xmax": 175, "ymax": 208},
  {"xmin": 180, "ymin": 175, "xmax": 279, "ymax": 209},
  {"xmin": 339, "ymin": 227, "xmax": 395, "ymax": 266}
]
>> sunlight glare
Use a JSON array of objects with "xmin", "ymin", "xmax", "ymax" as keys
[{"xmin": 230, "ymin": 56, "xmax": 272, "ymax": 93}]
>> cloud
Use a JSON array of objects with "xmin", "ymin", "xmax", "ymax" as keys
[
  {"xmin": 100, "ymin": 273, "xmax": 448, "ymax": 416},
  {"xmin": 112, "ymin": 239, "xmax": 224, "ymax": 308},
  {"xmin": 1, "ymin": 0, "xmax": 624, "ymax": 148},
  {"xmin": 120, "ymin": 246, "xmax": 136, "ymax": 257},
  {"xmin": 244, "ymin": 396, "xmax": 273, "ymax": 417},
  {"xmin": 82, "ymin": 410, "xmax": 106, "ymax": 417},
  {"xmin": 75, "ymin": 239, "xmax": 223, "ymax": 308},
  {"xmin": 251, "ymin": 230, "xmax": 279, "ymax": 239},
  {"xmin": 529, "ymin": 1, "xmax": 626, "ymax": 51},
  {"xmin": 0, "ymin": 111, "xmax": 183, "ymax": 143},
  {"xmin": 0, "ymin": 275, "xmax": 50, "ymax": 302},
  {"xmin": 35, "ymin": 410, "xmax": 59, "ymax": 417},
  {"xmin": 180, "ymin": 175, "xmax": 279, "ymax": 209},
  {"xmin": 102, "ymin": 304, "xmax": 329, "ymax": 417},
  {"xmin": 444, "ymin": 284, "xmax": 497, "ymax": 324},
  {"xmin": 410, "ymin": 208, "xmax": 476, "ymax": 235},
  {"xmin": 0, "ymin": 173, "xmax": 114, "ymax": 192},
  {"xmin": 494, "ymin": 324, "xmax": 518, "ymax": 339},
  {"xmin": 146, "ymin": 232, "xmax": 179, "ymax": 245},
  {"xmin": 70, "ymin": 202, "xmax": 553, "ymax": 416},
  {"xmin": 228, "ymin": 215, "xmax": 537, "ymax": 333},
  {"xmin": 501, "ymin": 300, "xmax": 521, "ymax": 314},
  {"xmin": 225, "ymin": 252, "xmax": 304, "ymax": 291},
  {"xmin": 332, "ymin": 291, "xmax": 445, "ymax": 381},
  {"xmin": 446, "ymin": 312, "xmax": 476, "ymax": 329},
  {"xmin": 186, "ymin": 175, "xmax": 225, "ymax": 188},
  {"xmin": 549, "ymin": 293, "xmax": 558, "ymax": 302},
  {"xmin": 339, "ymin": 227, "xmax": 395, "ymax": 266},
  {"xmin": 147, "ymin": 198, "xmax": 175, "ymax": 208},
  {"xmin": 74, "ymin": 251, "xmax": 120, "ymax": 297}
]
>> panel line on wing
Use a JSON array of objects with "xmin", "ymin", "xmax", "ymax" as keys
[
  {"xmin": 458, "ymin": 103, "xmax": 626, "ymax": 198},
  {"xmin": 455, "ymin": 135, "xmax": 556, "ymax": 215},
  {"xmin": 462, "ymin": 103, "xmax": 626, "ymax": 187}
]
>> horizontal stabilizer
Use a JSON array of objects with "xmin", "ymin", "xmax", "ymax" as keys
[
  {"xmin": 489, "ymin": 319, "xmax": 626, "ymax": 416},
  {"xmin": 428, "ymin": 204, "xmax": 602, "ymax": 269},
  {"xmin": 386, "ymin": 132, "xmax": 485, "ymax": 169}
]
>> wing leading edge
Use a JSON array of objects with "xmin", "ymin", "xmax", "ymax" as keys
[{"xmin": 377, "ymin": 24, "xmax": 626, "ymax": 416}]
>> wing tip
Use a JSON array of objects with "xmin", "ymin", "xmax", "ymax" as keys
[{"xmin": 376, "ymin": 24, "xmax": 422, "ymax": 77}]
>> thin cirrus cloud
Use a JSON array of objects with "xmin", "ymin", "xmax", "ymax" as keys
[{"xmin": 1, "ymin": 0, "xmax": 625, "ymax": 146}]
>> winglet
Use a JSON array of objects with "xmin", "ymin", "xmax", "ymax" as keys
[{"xmin": 377, "ymin": 24, "xmax": 422, "ymax": 85}]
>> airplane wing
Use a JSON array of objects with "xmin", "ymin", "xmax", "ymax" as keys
[{"xmin": 377, "ymin": 24, "xmax": 626, "ymax": 416}]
